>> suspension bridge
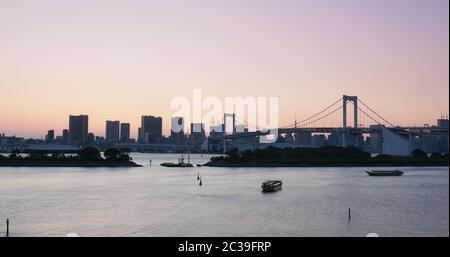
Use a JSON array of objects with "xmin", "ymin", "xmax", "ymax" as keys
[{"xmin": 212, "ymin": 95, "xmax": 448, "ymax": 154}]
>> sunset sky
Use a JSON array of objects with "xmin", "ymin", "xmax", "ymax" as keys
[{"xmin": 0, "ymin": 0, "xmax": 448, "ymax": 138}]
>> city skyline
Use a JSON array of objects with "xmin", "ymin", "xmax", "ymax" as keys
[
  {"xmin": 1, "ymin": 109, "xmax": 448, "ymax": 141},
  {"xmin": 1, "ymin": 0, "xmax": 449, "ymax": 138}
]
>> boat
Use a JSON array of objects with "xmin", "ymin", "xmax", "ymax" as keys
[
  {"xmin": 161, "ymin": 155, "xmax": 193, "ymax": 168},
  {"xmin": 366, "ymin": 169, "xmax": 404, "ymax": 176},
  {"xmin": 261, "ymin": 180, "xmax": 283, "ymax": 192}
]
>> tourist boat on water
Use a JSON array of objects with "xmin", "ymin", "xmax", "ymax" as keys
[
  {"xmin": 261, "ymin": 180, "xmax": 283, "ymax": 192},
  {"xmin": 366, "ymin": 169, "xmax": 404, "ymax": 176},
  {"xmin": 161, "ymin": 155, "xmax": 193, "ymax": 168}
]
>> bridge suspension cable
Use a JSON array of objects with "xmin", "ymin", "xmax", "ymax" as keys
[
  {"xmin": 357, "ymin": 99, "xmax": 396, "ymax": 127},
  {"xmin": 295, "ymin": 105, "xmax": 343, "ymax": 127},
  {"xmin": 234, "ymin": 116, "xmax": 260, "ymax": 130},
  {"xmin": 349, "ymin": 101, "xmax": 384, "ymax": 126},
  {"xmin": 230, "ymin": 95, "xmax": 395, "ymax": 131},
  {"xmin": 280, "ymin": 97, "xmax": 343, "ymax": 128}
]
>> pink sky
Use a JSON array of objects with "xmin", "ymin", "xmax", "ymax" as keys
[{"xmin": 0, "ymin": 0, "xmax": 448, "ymax": 138}]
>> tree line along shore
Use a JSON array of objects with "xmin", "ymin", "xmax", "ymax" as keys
[
  {"xmin": 1, "ymin": 145, "xmax": 448, "ymax": 168},
  {"xmin": 204, "ymin": 146, "xmax": 449, "ymax": 167},
  {"xmin": 0, "ymin": 147, "xmax": 141, "ymax": 167}
]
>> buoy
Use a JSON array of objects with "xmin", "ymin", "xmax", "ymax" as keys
[
  {"xmin": 199, "ymin": 178, "xmax": 202, "ymax": 186},
  {"xmin": 6, "ymin": 218, "xmax": 9, "ymax": 237}
]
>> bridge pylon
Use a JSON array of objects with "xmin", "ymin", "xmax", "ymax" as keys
[
  {"xmin": 223, "ymin": 113, "xmax": 236, "ymax": 153},
  {"xmin": 342, "ymin": 95, "xmax": 358, "ymax": 147}
]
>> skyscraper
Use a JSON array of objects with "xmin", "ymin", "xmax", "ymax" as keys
[
  {"xmin": 88, "ymin": 133, "xmax": 95, "ymax": 144},
  {"xmin": 45, "ymin": 130, "xmax": 54, "ymax": 143},
  {"xmin": 62, "ymin": 129, "xmax": 69, "ymax": 144},
  {"xmin": 141, "ymin": 115, "xmax": 162, "ymax": 144},
  {"xmin": 190, "ymin": 123, "xmax": 206, "ymax": 152},
  {"xmin": 106, "ymin": 120, "xmax": 120, "ymax": 143},
  {"xmin": 138, "ymin": 127, "xmax": 142, "ymax": 143},
  {"xmin": 171, "ymin": 117, "xmax": 185, "ymax": 145},
  {"xmin": 120, "ymin": 123, "xmax": 131, "ymax": 143},
  {"xmin": 69, "ymin": 115, "xmax": 89, "ymax": 145}
]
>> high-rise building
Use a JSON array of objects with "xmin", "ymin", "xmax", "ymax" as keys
[
  {"xmin": 62, "ymin": 129, "xmax": 69, "ymax": 144},
  {"xmin": 69, "ymin": 115, "xmax": 89, "ymax": 145},
  {"xmin": 436, "ymin": 118, "xmax": 449, "ymax": 153},
  {"xmin": 138, "ymin": 127, "xmax": 142, "ymax": 143},
  {"xmin": 171, "ymin": 117, "xmax": 185, "ymax": 145},
  {"xmin": 141, "ymin": 116, "xmax": 162, "ymax": 143},
  {"xmin": 120, "ymin": 123, "xmax": 131, "ymax": 142},
  {"xmin": 88, "ymin": 133, "xmax": 95, "ymax": 143},
  {"xmin": 438, "ymin": 118, "xmax": 449, "ymax": 129},
  {"xmin": 45, "ymin": 130, "xmax": 54, "ymax": 143},
  {"xmin": 190, "ymin": 123, "xmax": 206, "ymax": 152},
  {"xmin": 106, "ymin": 120, "xmax": 120, "ymax": 143}
]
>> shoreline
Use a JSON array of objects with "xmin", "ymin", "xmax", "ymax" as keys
[
  {"xmin": 0, "ymin": 161, "xmax": 142, "ymax": 167},
  {"xmin": 204, "ymin": 161, "xmax": 449, "ymax": 168}
]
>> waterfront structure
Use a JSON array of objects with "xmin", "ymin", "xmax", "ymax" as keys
[
  {"xmin": 295, "ymin": 130, "xmax": 312, "ymax": 147},
  {"xmin": 62, "ymin": 129, "xmax": 69, "ymax": 144},
  {"xmin": 436, "ymin": 118, "xmax": 449, "ymax": 153},
  {"xmin": 327, "ymin": 132, "xmax": 341, "ymax": 146},
  {"xmin": 106, "ymin": 120, "xmax": 120, "ymax": 143},
  {"xmin": 0, "ymin": 135, "xmax": 25, "ymax": 152},
  {"xmin": 120, "ymin": 123, "xmax": 131, "ymax": 143},
  {"xmin": 87, "ymin": 133, "xmax": 95, "ymax": 144},
  {"xmin": 170, "ymin": 117, "xmax": 185, "ymax": 145},
  {"xmin": 45, "ymin": 130, "xmax": 54, "ymax": 143},
  {"xmin": 413, "ymin": 118, "xmax": 449, "ymax": 153},
  {"xmin": 437, "ymin": 118, "xmax": 449, "ymax": 129},
  {"xmin": 137, "ymin": 127, "xmax": 142, "ymax": 143},
  {"xmin": 208, "ymin": 125, "xmax": 226, "ymax": 152},
  {"xmin": 190, "ymin": 123, "xmax": 206, "ymax": 152},
  {"xmin": 141, "ymin": 115, "xmax": 162, "ymax": 144},
  {"xmin": 312, "ymin": 134, "xmax": 326, "ymax": 147},
  {"xmin": 372, "ymin": 124, "xmax": 419, "ymax": 156},
  {"xmin": 69, "ymin": 115, "xmax": 89, "ymax": 145}
]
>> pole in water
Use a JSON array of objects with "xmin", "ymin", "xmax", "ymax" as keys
[
  {"xmin": 6, "ymin": 218, "xmax": 9, "ymax": 237},
  {"xmin": 348, "ymin": 208, "xmax": 351, "ymax": 220}
]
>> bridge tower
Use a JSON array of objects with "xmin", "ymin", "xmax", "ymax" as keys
[
  {"xmin": 342, "ymin": 95, "xmax": 358, "ymax": 147},
  {"xmin": 224, "ymin": 113, "xmax": 236, "ymax": 135},
  {"xmin": 223, "ymin": 113, "xmax": 236, "ymax": 152}
]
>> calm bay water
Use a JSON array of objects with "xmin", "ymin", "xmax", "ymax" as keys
[{"xmin": 0, "ymin": 153, "xmax": 448, "ymax": 237}]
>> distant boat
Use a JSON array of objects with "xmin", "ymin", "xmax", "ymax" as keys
[
  {"xmin": 366, "ymin": 169, "xmax": 404, "ymax": 176},
  {"xmin": 161, "ymin": 155, "xmax": 193, "ymax": 168},
  {"xmin": 261, "ymin": 180, "xmax": 282, "ymax": 192}
]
